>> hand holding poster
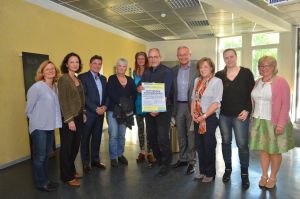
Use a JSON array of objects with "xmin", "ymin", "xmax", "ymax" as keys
[{"xmin": 142, "ymin": 83, "xmax": 166, "ymax": 112}]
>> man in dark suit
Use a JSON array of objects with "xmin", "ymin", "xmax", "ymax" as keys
[
  {"xmin": 79, "ymin": 55, "xmax": 108, "ymax": 173},
  {"xmin": 171, "ymin": 46, "xmax": 199, "ymax": 175},
  {"xmin": 138, "ymin": 48, "xmax": 173, "ymax": 176}
]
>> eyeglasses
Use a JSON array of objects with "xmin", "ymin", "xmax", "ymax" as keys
[
  {"xmin": 148, "ymin": 56, "xmax": 160, "ymax": 59},
  {"xmin": 43, "ymin": 68, "xmax": 56, "ymax": 72},
  {"xmin": 258, "ymin": 65, "xmax": 271, "ymax": 68}
]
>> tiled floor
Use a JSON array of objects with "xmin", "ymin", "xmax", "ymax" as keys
[{"xmin": 0, "ymin": 126, "xmax": 299, "ymax": 199}]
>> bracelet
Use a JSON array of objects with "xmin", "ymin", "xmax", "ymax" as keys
[{"xmin": 203, "ymin": 113, "xmax": 207, "ymax": 119}]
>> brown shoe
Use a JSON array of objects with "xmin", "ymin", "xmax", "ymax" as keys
[
  {"xmin": 67, "ymin": 179, "xmax": 80, "ymax": 187},
  {"xmin": 136, "ymin": 153, "xmax": 145, "ymax": 163},
  {"xmin": 146, "ymin": 154, "xmax": 156, "ymax": 167}
]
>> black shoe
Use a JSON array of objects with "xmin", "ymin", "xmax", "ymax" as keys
[
  {"xmin": 172, "ymin": 160, "xmax": 188, "ymax": 168},
  {"xmin": 186, "ymin": 164, "xmax": 195, "ymax": 175},
  {"xmin": 222, "ymin": 169, "xmax": 232, "ymax": 182},
  {"xmin": 83, "ymin": 165, "xmax": 92, "ymax": 174},
  {"xmin": 37, "ymin": 184, "xmax": 57, "ymax": 192},
  {"xmin": 91, "ymin": 162, "xmax": 106, "ymax": 169},
  {"xmin": 111, "ymin": 159, "xmax": 118, "ymax": 168},
  {"xmin": 47, "ymin": 181, "xmax": 59, "ymax": 189},
  {"xmin": 118, "ymin": 156, "xmax": 128, "ymax": 165},
  {"xmin": 158, "ymin": 165, "xmax": 170, "ymax": 176},
  {"xmin": 241, "ymin": 174, "xmax": 250, "ymax": 189}
]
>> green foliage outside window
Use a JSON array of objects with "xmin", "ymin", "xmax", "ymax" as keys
[
  {"xmin": 252, "ymin": 32, "xmax": 279, "ymax": 46},
  {"xmin": 220, "ymin": 36, "xmax": 242, "ymax": 49},
  {"xmin": 252, "ymin": 48, "xmax": 278, "ymax": 79}
]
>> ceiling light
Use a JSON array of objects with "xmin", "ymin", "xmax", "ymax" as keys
[
  {"xmin": 186, "ymin": 20, "xmax": 209, "ymax": 27},
  {"xmin": 111, "ymin": 3, "xmax": 144, "ymax": 14},
  {"xmin": 166, "ymin": 0, "xmax": 200, "ymax": 9},
  {"xmin": 143, "ymin": 24, "xmax": 166, "ymax": 31},
  {"xmin": 162, "ymin": 36, "xmax": 180, "ymax": 40}
]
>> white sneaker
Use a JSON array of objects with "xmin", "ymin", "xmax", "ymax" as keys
[
  {"xmin": 202, "ymin": 176, "xmax": 214, "ymax": 183},
  {"xmin": 194, "ymin": 173, "xmax": 205, "ymax": 180}
]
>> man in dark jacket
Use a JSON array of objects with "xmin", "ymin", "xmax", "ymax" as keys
[
  {"xmin": 79, "ymin": 55, "xmax": 108, "ymax": 173},
  {"xmin": 138, "ymin": 48, "xmax": 173, "ymax": 176}
]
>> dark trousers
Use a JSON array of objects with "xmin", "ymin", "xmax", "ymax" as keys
[
  {"xmin": 80, "ymin": 112, "xmax": 104, "ymax": 165},
  {"xmin": 136, "ymin": 115, "xmax": 151, "ymax": 152},
  {"xmin": 194, "ymin": 114, "xmax": 218, "ymax": 177},
  {"xmin": 146, "ymin": 110, "xmax": 172, "ymax": 166},
  {"xmin": 60, "ymin": 114, "xmax": 84, "ymax": 182}
]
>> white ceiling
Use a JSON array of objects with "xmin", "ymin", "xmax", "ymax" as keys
[{"xmin": 47, "ymin": 0, "xmax": 299, "ymax": 41}]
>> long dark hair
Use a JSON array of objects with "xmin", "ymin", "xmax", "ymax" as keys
[
  {"xmin": 60, "ymin": 52, "xmax": 82, "ymax": 73},
  {"xmin": 134, "ymin": 51, "xmax": 148, "ymax": 76}
]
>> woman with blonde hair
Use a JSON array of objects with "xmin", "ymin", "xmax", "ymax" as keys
[
  {"xmin": 106, "ymin": 58, "xmax": 136, "ymax": 167},
  {"xmin": 250, "ymin": 56, "xmax": 294, "ymax": 189},
  {"xmin": 26, "ymin": 60, "xmax": 62, "ymax": 192}
]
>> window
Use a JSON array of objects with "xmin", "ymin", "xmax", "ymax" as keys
[
  {"xmin": 218, "ymin": 36, "xmax": 242, "ymax": 70},
  {"xmin": 295, "ymin": 28, "xmax": 300, "ymax": 123},
  {"xmin": 252, "ymin": 32, "xmax": 279, "ymax": 46},
  {"xmin": 251, "ymin": 32, "xmax": 279, "ymax": 79},
  {"xmin": 252, "ymin": 48, "xmax": 278, "ymax": 78}
]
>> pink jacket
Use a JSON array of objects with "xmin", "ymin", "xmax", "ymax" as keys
[{"xmin": 253, "ymin": 76, "xmax": 290, "ymax": 128}]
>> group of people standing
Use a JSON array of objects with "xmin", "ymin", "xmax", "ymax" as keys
[
  {"xmin": 25, "ymin": 46, "xmax": 294, "ymax": 192},
  {"xmin": 171, "ymin": 46, "xmax": 294, "ymax": 190}
]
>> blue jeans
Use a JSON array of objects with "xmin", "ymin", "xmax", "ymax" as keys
[
  {"xmin": 106, "ymin": 111, "xmax": 126, "ymax": 159},
  {"xmin": 219, "ymin": 115, "xmax": 250, "ymax": 171},
  {"xmin": 30, "ymin": 130, "xmax": 54, "ymax": 188}
]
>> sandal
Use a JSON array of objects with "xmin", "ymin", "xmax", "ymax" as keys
[
  {"xmin": 265, "ymin": 177, "xmax": 276, "ymax": 189},
  {"xmin": 259, "ymin": 176, "xmax": 268, "ymax": 188}
]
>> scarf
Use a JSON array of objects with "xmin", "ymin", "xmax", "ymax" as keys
[{"xmin": 194, "ymin": 77, "xmax": 211, "ymax": 134}]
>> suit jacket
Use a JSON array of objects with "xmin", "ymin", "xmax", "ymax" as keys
[
  {"xmin": 172, "ymin": 63, "xmax": 199, "ymax": 115},
  {"xmin": 78, "ymin": 71, "xmax": 108, "ymax": 116}
]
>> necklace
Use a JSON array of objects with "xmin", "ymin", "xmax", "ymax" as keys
[
  {"xmin": 262, "ymin": 76, "xmax": 273, "ymax": 82},
  {"xmin": 117, "ymin": 75, "xmax": 127, "ymax": 86}
]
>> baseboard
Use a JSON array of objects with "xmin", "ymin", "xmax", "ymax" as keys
[
  {"xmin": 0, "ymin": 155, "xmax": 31, "ymax": 170},
  {"xmin": 0, "ymin": 127, "xmax": 108, "ymax": 170}
]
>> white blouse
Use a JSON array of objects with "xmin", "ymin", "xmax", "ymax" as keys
[{"xmin": 251, "ymin": 79, "xmax": 272, "ymax": 120}]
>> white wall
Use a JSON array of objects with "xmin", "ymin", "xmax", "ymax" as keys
[
  {"xmin": 147, "ymin": 38, "xmax": 217, "ymax": 63},
  {"xmin": 148, "ymin": 31, "xmax": 296, "ymax": 90}
]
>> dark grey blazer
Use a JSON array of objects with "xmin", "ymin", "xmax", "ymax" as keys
[{"xmin": 172, "ymin": 63, "xmax": 199, "ymax": 116}]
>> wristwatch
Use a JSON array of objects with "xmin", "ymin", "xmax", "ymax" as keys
[{"xmin": 203, "ymin": 113, "xmax": 207, "ymax": 119}]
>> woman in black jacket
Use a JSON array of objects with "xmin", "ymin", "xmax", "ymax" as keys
[{"xmin": 106, "ymin": 58, "xmax": 136, "ymax": 168}]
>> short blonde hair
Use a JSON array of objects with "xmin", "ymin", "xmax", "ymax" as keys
[
  {"xmin": 258, "ymin": 56, "xmax": 278, "ymax": 75},
  {"xmin": 35, "ymin": 60, "xmax": 60, "ymax": 82}
]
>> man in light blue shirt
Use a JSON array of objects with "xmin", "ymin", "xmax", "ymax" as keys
[
  {"xmin": 172, "ymin": 46, "xmax": 199, "ymax": 175},
  {"xmin": 79, "ymin": 55, "xmax": 108, "ymax": 173}
]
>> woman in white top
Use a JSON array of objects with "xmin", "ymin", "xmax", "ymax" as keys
[
  {"xmin": 191, "ymin": 57, "xmax": 223, "ymax": 182},
  {"xmin": 250, "ymin": 56, "xmax": 294, "ymax": 189},
  {"xmin": 26, "ymin": 60, "xmax": 62, "ymax": 192}
]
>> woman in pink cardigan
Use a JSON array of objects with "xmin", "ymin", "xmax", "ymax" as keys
[{"xmin": 250, "ymin": 56, "xmax": 294, "ymax": 189}]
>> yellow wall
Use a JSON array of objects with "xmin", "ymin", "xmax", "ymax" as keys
[{"xmin": 0, "ymin": 0, "xmax": 145, "ymax": 166}]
